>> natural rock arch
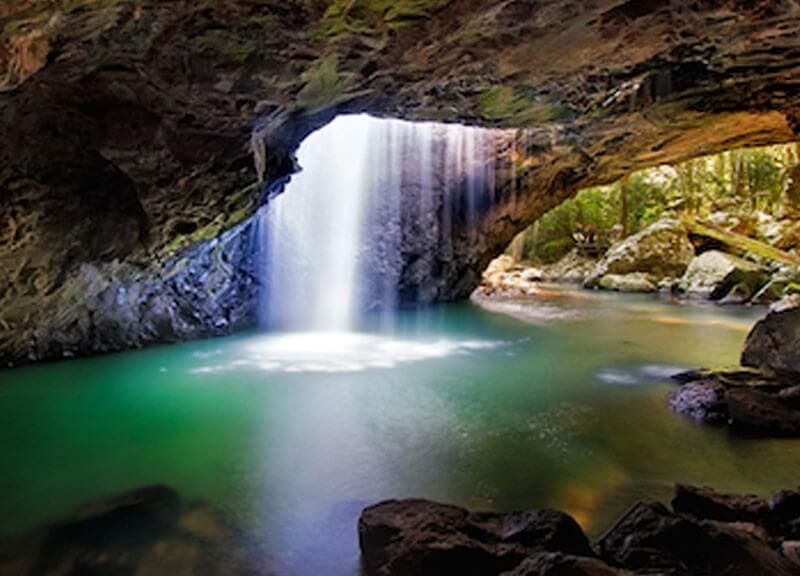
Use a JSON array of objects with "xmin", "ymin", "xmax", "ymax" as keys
[{"xmin": 1, "ymin": 0, "xmax": 799, "ymax": 363}]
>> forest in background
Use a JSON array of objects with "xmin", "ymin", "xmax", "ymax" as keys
[{"xmin": 512, "ymin": 144, "xmax": 800, "ymax": 264}]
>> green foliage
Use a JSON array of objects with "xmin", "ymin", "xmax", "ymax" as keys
[{"xmin": 517, "ymin": 143, "xmax": 800, "ymax": 264}]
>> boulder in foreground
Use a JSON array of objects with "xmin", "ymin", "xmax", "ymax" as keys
[
  {"xmin": 359, "ymin": 499, "xmax": 593, "ymax": 576},
  {"xmin": 360, "ymin": 484, "xmax": 800, "ymax": 576}
]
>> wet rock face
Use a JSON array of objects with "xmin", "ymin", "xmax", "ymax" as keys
[
  {"xmin": 1, "ymin": 218, "xmax": 261, "ymax": 366},
  {"xmin": 742, "ymin": 306, "xmax": 800, "ymax": 377},
  {"xmin": 2, "ymin": 1, "xmax": 800, "ymax": 361}
]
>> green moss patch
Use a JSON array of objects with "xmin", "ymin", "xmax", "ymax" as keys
[
  {"xmin": 479, "ymin": 85, "xmax": 570, "ymax": 126},
  {"xmin": 296, "ymin": 54, "xmax": 360, "ymax": 112},
  {"xmin": 316, "ymin": 0, "xmax": 449, "ymax": 38}
]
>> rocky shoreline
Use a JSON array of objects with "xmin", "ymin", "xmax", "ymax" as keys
[
  {"xmin": 4, "ymin": 482, "xmax": 799, "ymax": 575},
  {"xmin": 360, "ymin": 484, "xmax": 800, "ymax": 576},
  {"xmin": 476, "ymin": 215, "xmax": 800, "ymax": 306},
  {"xmin": 668, "ymin": 303, "xmax": 800, "ymax": 437}
]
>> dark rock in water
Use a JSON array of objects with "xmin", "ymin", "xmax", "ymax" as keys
[
  {"xmin": 668, "ymin": 368, "xmax": 800, "ymax": 437},
  {"xmin": 358, "ymin": 499, "xmax": 593, "ymax": 576},
  {"xmin": 672, "ymin": 485, "xmax": 771, "ymax": 527},
  {"xmin": 0, "ymin": 485, "xmax": 273, "ymax": 576},
  {"xmin": 742, "ymin": 306, "xmax": 800, "ymax": 378},
  {"xmin": 597, "ymin": 501, "xmax": 797, "ymax": 576},
  {"xmin": 726, "ymin": 387, "xmax": 800, "ymax": 437},
  {"xmin": 771, "ymin": 489, "xmax": 800, "ymax": 539},
  {"xmin": 668, "ymin": 381, "xmax": 728, "ymax": 424}
]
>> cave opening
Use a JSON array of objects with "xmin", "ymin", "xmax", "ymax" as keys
[{"xmin": 2, "ymin": 1, "xmax": 800, "ymax": 575}]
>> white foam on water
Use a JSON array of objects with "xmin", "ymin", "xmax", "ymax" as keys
[{"xmin": 190, "ymin": 332, "xmax": 505, "ymax": 375}]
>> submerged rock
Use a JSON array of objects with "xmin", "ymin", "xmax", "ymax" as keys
[
  {"xmin": 742, "ymin": 305, "xmax": 800, "ymax": 377},
  {"xmin": 0, "ymin": 485, "xmax": 272, "ymax": 576},
  {"xmin": 585, "ymin": 220, "xmax": 695, "ymax": 290}
]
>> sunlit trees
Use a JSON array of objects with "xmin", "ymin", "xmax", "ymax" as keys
[{"xmin": 513, "ymin": 143, "xmax": 800, "ymax": 264}]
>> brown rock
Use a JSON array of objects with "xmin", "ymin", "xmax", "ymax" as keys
[
  {"xmin": 742, "ymin": 307, "xmax": 800, "ymax": 378},
  {"xmin": 672, "ymin": 485, "xmax": 771, "ymax": 527},
  {"xmin": 598, "ymin": 501, "xmax": 797, "ymax": 576},
  {"xmin": 359, "ymin": 499, "xmax": 593, "ymax": 576},
  {"xmin": 726, "ymin": 387, "xmax": 800, "ymax": 437}
]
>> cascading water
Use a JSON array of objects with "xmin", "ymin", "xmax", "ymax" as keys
[{"xmin": 258, "ymin": 114, "xmax": 507, "ymax": 334}]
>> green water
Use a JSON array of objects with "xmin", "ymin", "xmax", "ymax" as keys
[{"xmin": 1, "ymin": 287, "xmax": 799, "ymax": 574}]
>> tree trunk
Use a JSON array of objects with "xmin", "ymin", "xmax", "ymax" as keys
[{"xmin": 620, "ymin": 175, "xmax": 630, "ymax": 236}]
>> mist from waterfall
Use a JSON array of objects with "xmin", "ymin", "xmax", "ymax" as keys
[{"xmin": 258, "ymin": 114, "xmax": 505, "ymax": 333}]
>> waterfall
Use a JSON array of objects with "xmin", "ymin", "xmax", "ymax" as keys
[{"xmin": 258, "ymin": 114, "xmax": 503, "ymax": 333}]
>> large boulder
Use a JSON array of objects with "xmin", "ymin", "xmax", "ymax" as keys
[
  {"xmin": 678, "ymin": 250, "xmax": 768, "ymax": 301},
  {"xmin": 358, "ymin": 499, "xmax": 594, "ymax": 576},
  {"xmin": 742, "ymin": 305, "xmax": 800, "ymax": 377},
  {"xmin": 598, "ymin": 501, "xmax": 797, "ymax": 576},
  {"xmin": 585, "ymin": 220, "xmax": 695, "ymax": 289}
]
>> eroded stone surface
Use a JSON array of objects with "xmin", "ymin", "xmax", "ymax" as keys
[{"xmin": 2, "ymin": 1, "xmax": 800, "ymax": 362}]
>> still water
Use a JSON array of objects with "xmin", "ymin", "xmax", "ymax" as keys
[{"xmin": 1, "ymin": 287, "xmax": 798, "ymax": 574}]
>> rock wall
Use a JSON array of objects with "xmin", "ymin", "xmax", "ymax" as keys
[
  {"xmin": 0, "ymin": 218, "xmax": 260, "ymax": 366},
  {"xmin": 2, "ymin": 1, "xmax": 800, "ymax": 363}
]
